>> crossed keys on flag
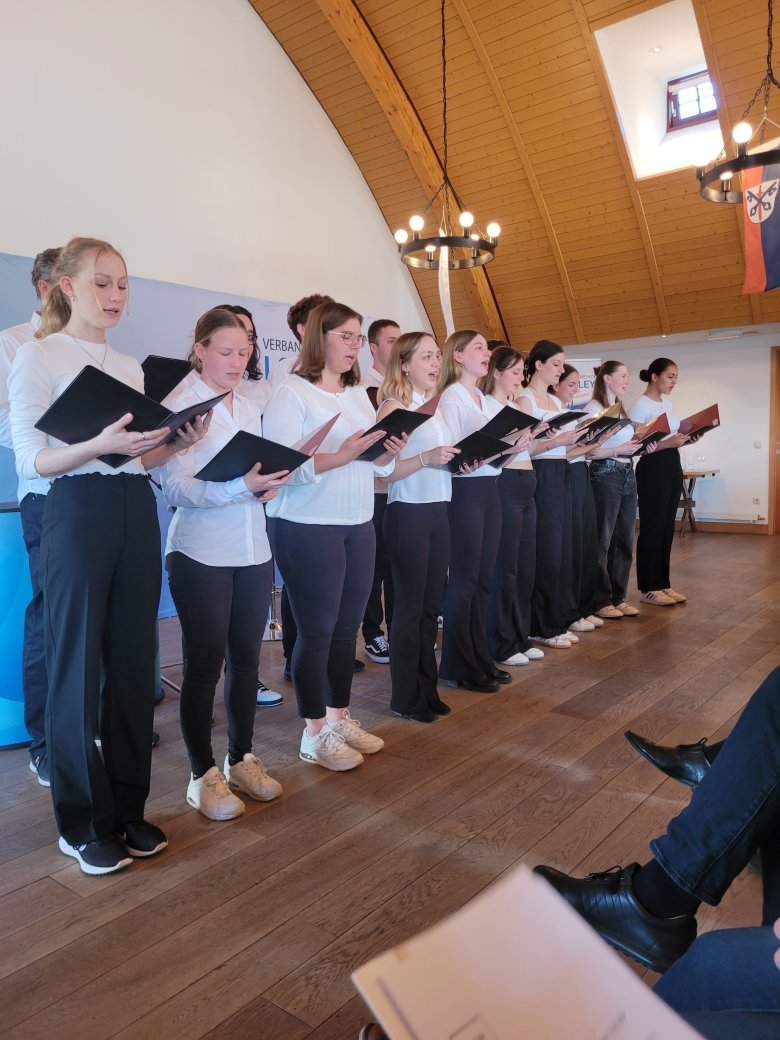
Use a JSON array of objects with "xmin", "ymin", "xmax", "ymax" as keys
[{"xmin": 746, "ymin": 180, "xmax": 779, "ymax": 221}]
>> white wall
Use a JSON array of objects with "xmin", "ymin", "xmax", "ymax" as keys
[
  {"xmin": 0, "ymin": 0, "xmax": 429, "ymax": 332},
  {"xmin": 571, "ymin": 335, "xmax": 776, "ymax": 523}
]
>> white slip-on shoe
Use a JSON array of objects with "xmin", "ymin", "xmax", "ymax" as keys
[
  {"xmin": 569, "ymin": 617, "xmax": 595, "ymax": 632},
  {"xmin": 640, "ymin": 590, "xmax": 676, "ymax": 607},
  {"xmin": 500, "ymin": 652, "xmax": 530, "ymax": 666},
  {"xmin": 327, "ymin": 710, "xmax": 384, "ymax": 754},
  {"xmin": 615, "ymin": 601, "xmax": 639, "ymax": 616},
  {"xmin": 187, "ymin": 766, "xmax": 245, "ymax": 821},
  {"xmin": 585, "ymin": 614, "xmax": 605, "ymax": 628},
  {"xmin": 224, "ymin": 753, "xmax": 282, "ymax": 802},
  {"xmin": 299, "ymin": 726, "xmax": 364, "ymax": 771}
]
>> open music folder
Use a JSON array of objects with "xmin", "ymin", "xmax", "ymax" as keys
[
  {"xmin": 679, "ymin": 403, "xmax": 720, "ymax": 438},
  {"xmin": 195, "ymin": 415, "xmax": 340, "ymax": 482},
  {"xmin": 141, "ymin": 355, "xmax": 191, "ymax": 403},
  {"xmin": 353, "ymin": 865, "xmax": 702, "ymax": 1040}
]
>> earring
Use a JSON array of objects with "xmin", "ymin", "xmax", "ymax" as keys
[{"xmin": 70, "ymin": 295, "xmax": 77, "ymax": 303}]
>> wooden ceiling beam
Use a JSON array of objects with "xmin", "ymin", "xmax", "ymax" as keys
[
  {"xmin": 570, "ymin": 0, "xmax": 673, "ymax": 334},
  {"xmin": 313, "ymin": 0, "xmax": 507, "ymax": 339},
  {"xmin": 451, "ymin": 0, "xmax": 585, "ymax": 344}
]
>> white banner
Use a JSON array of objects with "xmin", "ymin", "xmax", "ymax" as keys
[{"xmin": 567, "ymin": 357, "xmax": 601, "ymax": 409}]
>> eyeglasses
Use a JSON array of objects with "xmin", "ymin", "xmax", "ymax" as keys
[{"xmin": 328, "ymin": 331, "xmax": 367, "ymax": 348}]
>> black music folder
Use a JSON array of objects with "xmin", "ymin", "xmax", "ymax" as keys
[
  {"xmin": 446, "ymin": 431, "xmax": 512, "ymax": 472},
  {"xmin": 542, "ymin": 409, "xmax": 587, "ymax": 430},
  {"xmin": 142, "ymin": 355, "xmax": 191, "ymax": 403},
  {"xmin": 34, "ymin": 365, "xmax": 226, "ymax": 467},
  {"xmin": 357, "ymin": 408, "xmax": 433, "ymax": 461},
  {"xmin": 194, "ymin": 430, "xmax": 309, "ymax": 481}
]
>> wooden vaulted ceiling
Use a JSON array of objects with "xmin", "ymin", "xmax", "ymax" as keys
[{"xmin": 249, "ymin": 0, "xmax": 780, "ymax": 345}]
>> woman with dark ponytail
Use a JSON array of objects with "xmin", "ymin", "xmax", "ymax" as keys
[{"xmin": 629, "ymin": 358, "xmax": 693, "ymax": 606}]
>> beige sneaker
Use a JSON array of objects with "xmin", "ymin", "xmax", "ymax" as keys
[
  {"xmin": 299, "ymin": 726, "xmax": 364, "ymax": 771},
  {"xmin": 328, "ymin": 710, "xmax": 384, "ymax": 754},
  {"xmin": 569, "ymin": 617, "xmax": 596, "ymax": 632},
  {"xmin": 585, "ymin": 614, "xmax": 605, "ymax": 628},
  {"xmin": 615, "ymin": 601, "xmax": 639, "ymax": 617},
  {"xmin": 664, "ymin": 588, "xmax": 688, "ymax": 603},
  {"xmin": 596, "ymin": 605, "xmax": 623, "ymax": 620},
  {"xmin": 187, "ymin": 766, "xmax": 245, "ymax": 821},
  {"xmin": 640, "ymin": 589, "xmax": 676, "ymax": 607},
  {"xmin": 224, "ymin": 753, "xmax": 282, "ymax": 802}
]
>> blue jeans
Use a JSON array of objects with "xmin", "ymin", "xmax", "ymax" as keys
[
  {"xmin": 651, "ymin": 666, "xmax": 780, "ymax": 924},
  {"xmin": 589, "ymin": 459, "xmax": 636, "ymax": 610},
  {"xmin": 655, "ymin": 927, "xmax": 780, "ymax": 1038}
]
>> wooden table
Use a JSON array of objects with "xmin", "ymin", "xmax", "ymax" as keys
[{"xmin": 679, "ymin": 469, "xmax": 720, "ymax": 536}]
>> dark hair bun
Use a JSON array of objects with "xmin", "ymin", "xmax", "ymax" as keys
[{"xmin": 639, "ymin": 368, "xmax": 650, "ymax": 382}]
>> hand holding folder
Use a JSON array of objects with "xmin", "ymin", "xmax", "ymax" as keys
[
  {"xmin": 195, "ymin": 416, "xmax": 341, "ymax": 484},
  {"xmin": 679, "ymin": 403, "xmax": 720, "ymax": 438},
  {"xmin": 627, "ymin": 412, "xmax": 671, "ymax": 456}
]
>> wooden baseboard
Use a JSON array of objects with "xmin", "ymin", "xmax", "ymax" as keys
[{"xmin": 673, "ymin": 521, "xmax": 769, "ymax": 535}]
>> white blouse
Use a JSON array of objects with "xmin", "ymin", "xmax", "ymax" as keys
[
  {"xmin": 386, "ymin": 391, "xmax": 453, "ymax": 505},
  {"xmin": 485, "ymin": 395, "xmax": 531, "ymax": 467},
  {"xmin": 516, "ymin": 387, "xmax": 568, "ymax": 460},
  {"xmin": 157, "ymin": 371, "xmax": 271, "ymax": 568},
  {"xmin": 9, "ymin": 332, "xmax": 146, "ymax": 482},
  {"xmin": 584, "ymin": 398, "xmax": 634, "ymax": 459},
  {"xmin": 235, "ymin": 373, "xmax": 272, "ymax": 413},
  {"xmin": 438, "ymin": 382, "xmax": 502, "ymax": 478},
  {"xmin": 261, "ymin": 376, "xmax": 394, "ymax": 525},
  {"xmin": 628, "ymin": 394, "xmax": 681, "ymax": 434}
]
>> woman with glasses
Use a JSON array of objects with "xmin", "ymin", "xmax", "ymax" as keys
[{"xmin": 262, "ymin": 301, "xmax": 404, "ymax": 771}]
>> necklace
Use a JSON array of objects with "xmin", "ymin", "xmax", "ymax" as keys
[{"xmin": 66, "ymin": 330, "xmax": 108, "ymax": 369}]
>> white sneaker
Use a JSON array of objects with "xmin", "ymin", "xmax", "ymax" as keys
[
  {"xmin": 664, "ymin": 588, "xmax": 687, "ymax": 603},
  {"xmin": 187, "ymin": 766, "xmax": 245, "ymax": 821},
  {"xmin": 564, "ymin": 631, "xmax": 580, "ymax": 643},
  {"xmin": 530, "ymin": 634, "xmax": 572, "ymax": 649},
  {"xmin": 525, "ymin": 646, "xmax": 545, "ymax": 660},
  {"xmin": 585, "ymin": 614, "xmax": 605, "ymax": 628},
  {"xmin": 256, "ymin": 680, "xmax": 283, "ymax": 707},
  {"xmin": 640, "ymin": 590, "xmax": 676, "ymax": 607},
  {"xmin": 596, "ymin": 605, "xmax": 623, "ymax": 620},
  {"xmin": 224, "ymin": 753, "xmax": 282, "ymax": 802},
  {"xmin": 500, "ymin": 652, "xmax": 529, "ymax": 666},
  {"xmin": 299, "ymin": 727, "xmax": 364, "ymax": 771},
  {"xmin": 569, "ymin": 617, "xmax": 595, "ymax": 632},
  {"xmin": 328, "ymin": 710, "xmax": 384, "ymax": 754},
  {"xmin": 615, "ymin": 601, "xmax": 639, "ymax": 617}
]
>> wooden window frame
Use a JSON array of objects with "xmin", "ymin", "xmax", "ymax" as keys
[{"xmin": 667, "ymin": 70, "xmax": 718, "ymax": 133}]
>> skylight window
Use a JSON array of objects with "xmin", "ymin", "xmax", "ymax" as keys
[{"xmin": 667, "ymin": 71, "xmax": 718, "ymax": 131}]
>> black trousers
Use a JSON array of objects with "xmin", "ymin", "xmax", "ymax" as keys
[
  {"xmin": 636, "ymin": 449, "xmax": 683, "ymax": 592},
  {"xmin": 362, "ymin": 492, "xmax": 394, "ymax": 642},
  {"xmin": 19, "ymin": 492, "xmax": 48, "ymax": 758},
  {"xmin": 530, "ymin": 459, "xmax": 572, "ymax": 638},
  {"xmin": 566, "ymin": 462, "xmax": 599, "ymax": 624},
  {"xmin": 168, "ymin": 552, "xmax": 272, "ymax": 778},
  {"xmin": 440, "ymin": 477, "xmax": 501, "ymax": 681},
  {"xmin": 486, "ymin": 469, "xmax": 536, "ymax": 661},
  {"xmin": 589, "ymin": 458, "xmax": 637, "ymax": 609},
  {"xmin": 40, "ymin": 474, "xmax": 160, "ymax": 845},
  {"xmin": 270, "ymin": 518, "xmax": 374, "ymax": 719},
  {"xmin": 384, "ymin": 500, "xmax": 449, "ymax": 714},
  {"xmin": 280, "ymin": 584, "xmax": 296, "ymax": 662}
]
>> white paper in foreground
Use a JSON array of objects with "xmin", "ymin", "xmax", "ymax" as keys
[{"xmin": 352, "ymin": 864, "xmax": 702, "ymax": 1040}]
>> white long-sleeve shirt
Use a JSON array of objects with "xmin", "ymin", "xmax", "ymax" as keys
[
  {"xmin": 0, "ymin": 314, "xmax": 50, "ymax": 500},
  {"xmin": 157, "ymin": 371, "xmax": 271, "ymax": 567},
  {"xmin": 262, "ymin": 375, "xmax": 393, "ymax": 524},
  {"xmin": 9, "ymin": 332, "xmax": 146, "ymax": 482},
  {"xmin": 438, "ymin": 381, "xmax": 502, "ymax": 478}
]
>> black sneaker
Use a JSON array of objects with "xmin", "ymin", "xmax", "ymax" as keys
[
  {"xmin": 58, "ymin": 834, "xmax": 133, "ymax": 875},
  {"xmin": 365, "ymin": 635, "xmax": 390, "ymax": 663},
  {"xmin": 116, "ymin": 820, "xmax": 168, "ymax": 857},
  {"xmin": 29, "ymin": 753, "xmax": 51, "ymax": 788}
]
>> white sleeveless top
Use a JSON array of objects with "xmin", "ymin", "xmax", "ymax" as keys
[
  {"xmin": 484, "ymin": 395, "xmax": 531, "ymax": 466},
  {"xmin": 516, "ymin": 387, "xmax": 568, "ymax": 460}
]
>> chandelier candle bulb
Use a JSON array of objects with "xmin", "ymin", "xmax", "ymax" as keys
[
  {"xmin": 395, "ymin": 229, "xmax": 409, "ymax": 245},
  {"xmin": 409, "ymin": 215, "xmax": 425, "ymax": 232},
  {"xmin": 732, "ymin": 121, "xmax": 753, "ymax": 144},
  {"xmin": 458, "ymin": 211, "xmax": 474, "ymax": 228},
  {"xmin": 486, "ymin": 222, "xmax": 501, "ymax": 239}
]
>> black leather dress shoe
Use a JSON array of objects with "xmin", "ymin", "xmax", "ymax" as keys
[
  {"xmin": 429, "ymin": 698, "xmax": 451, "ymax": 715},
  {"xmin": 444, "ymin": 675, "xmax": 500, "ymax": 693},
  {"xmin": 488, "ymin": 669, "xmax": 512, "ymax": 685},
  {"xmin": 533, "ymin": 863, "xmax": 696, "ymax": 973},
  {"xmin": 391, "ymin": 707, "xmax": 438, "ymax": 723},
  {"xmin": 624, "ymin": 731, "xmax": 711, "ymax": 789}
]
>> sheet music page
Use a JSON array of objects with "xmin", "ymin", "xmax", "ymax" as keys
[{"xmin": 353, "ymin": 865, "xmax": 702, "ymax": 1040}]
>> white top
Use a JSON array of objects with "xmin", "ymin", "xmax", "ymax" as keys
[
  {"xmin": 485, "ymin": 395, "xmax": 531, "ymax": 467},
  {"xmin": 0, "ymin": 313, "xmax": 51, "ymax": 500},
  {"xmin": 438, "ymin": 382, "xmax": 502, "ymax": 478},
  {"xmin": 584, "ymin": 398, "xmax": 634, "ymax": 459},
  {"xmin": 9, "ymin": 331, "xmax": 146, "ymax": 484},
  {"xmin": 516, "ymin": 387, "xmax": 568, "ymax": 460},
  {"xmin": 360, "ymin": 365, "xmax": 384, "ymax": 390},
  {"xmin": 628, "ymin": 394, "xmax": 680, "ymax": 434},
  {"xmin": 268, "ymin": 354, "xmax": 296, "ymax": 389},
  {"xmin": 157, "ymin": 372, "xmax": 271, "ymax": 567},
  {"xmin": 262, "ymin": 375, "xmax": 394, "ymax": 525},
  {"xmin": 386, "ymin": 391, "xmax": 453, "ymax": 505},
  {"xmin": 235, "ymin": 372, "xmax": 272, "ymax": 413}
]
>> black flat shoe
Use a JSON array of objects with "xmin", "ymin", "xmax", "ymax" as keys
[
  {"xmin": 353, "ymin": 659, "xmax": 365, "ymax": 674},
  {"xmin": 444, "ymin": 675, "xmax": 500, "ymax": 693},
  {"xmin": 429, "ymin": 699, "xmax": 451, "ymax": 715},
  {"xmin": 487, "ymin": 669, "xmax": 511, "ymax": 684},
  {"xmin": 533, "ymin": 863, "xmax": 696, "ymax": 973},
  {"xmin": 624, "ymin": 732, "xmax": 711, "ymax": 789},
  {"xmin": 391, "ymin": 707, "xmax": 438, "ymax": 723}
]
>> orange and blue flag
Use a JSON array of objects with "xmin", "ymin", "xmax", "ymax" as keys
[{"xmin": 743, "ymin": 163, "xmax": 780, "ymax": 293}]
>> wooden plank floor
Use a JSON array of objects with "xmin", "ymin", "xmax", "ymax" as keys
[{"xmin": 1, "ymin": 533, "xmax": 778, "ymax": 1038}]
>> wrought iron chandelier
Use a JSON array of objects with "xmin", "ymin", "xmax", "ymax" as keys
[
  {"xmin": 394, "ymin": 0, "xmax": 501, "ymax": 268},
  {"xmin": 697, "ymin": 0, "xmax": 780, "ymax": 202}
]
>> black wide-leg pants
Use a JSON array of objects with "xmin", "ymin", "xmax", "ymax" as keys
[
  {"xmin": 40, "ymin": 474, "xmax": 161, "ymax": 845},
  {"xmin": 530, "ymin": 459, "xmax": 571, "ymax": 638},
  {"xmin": 486, "ymin": 468, "xmax": 537, "ymax": 661},
  {"xmin": 384, "ymin": 500, "xmax": 450, "ymax": 714},
  {"xmin": 636, "ymin": 449, "xmax": 683, "ymax": 593}
]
